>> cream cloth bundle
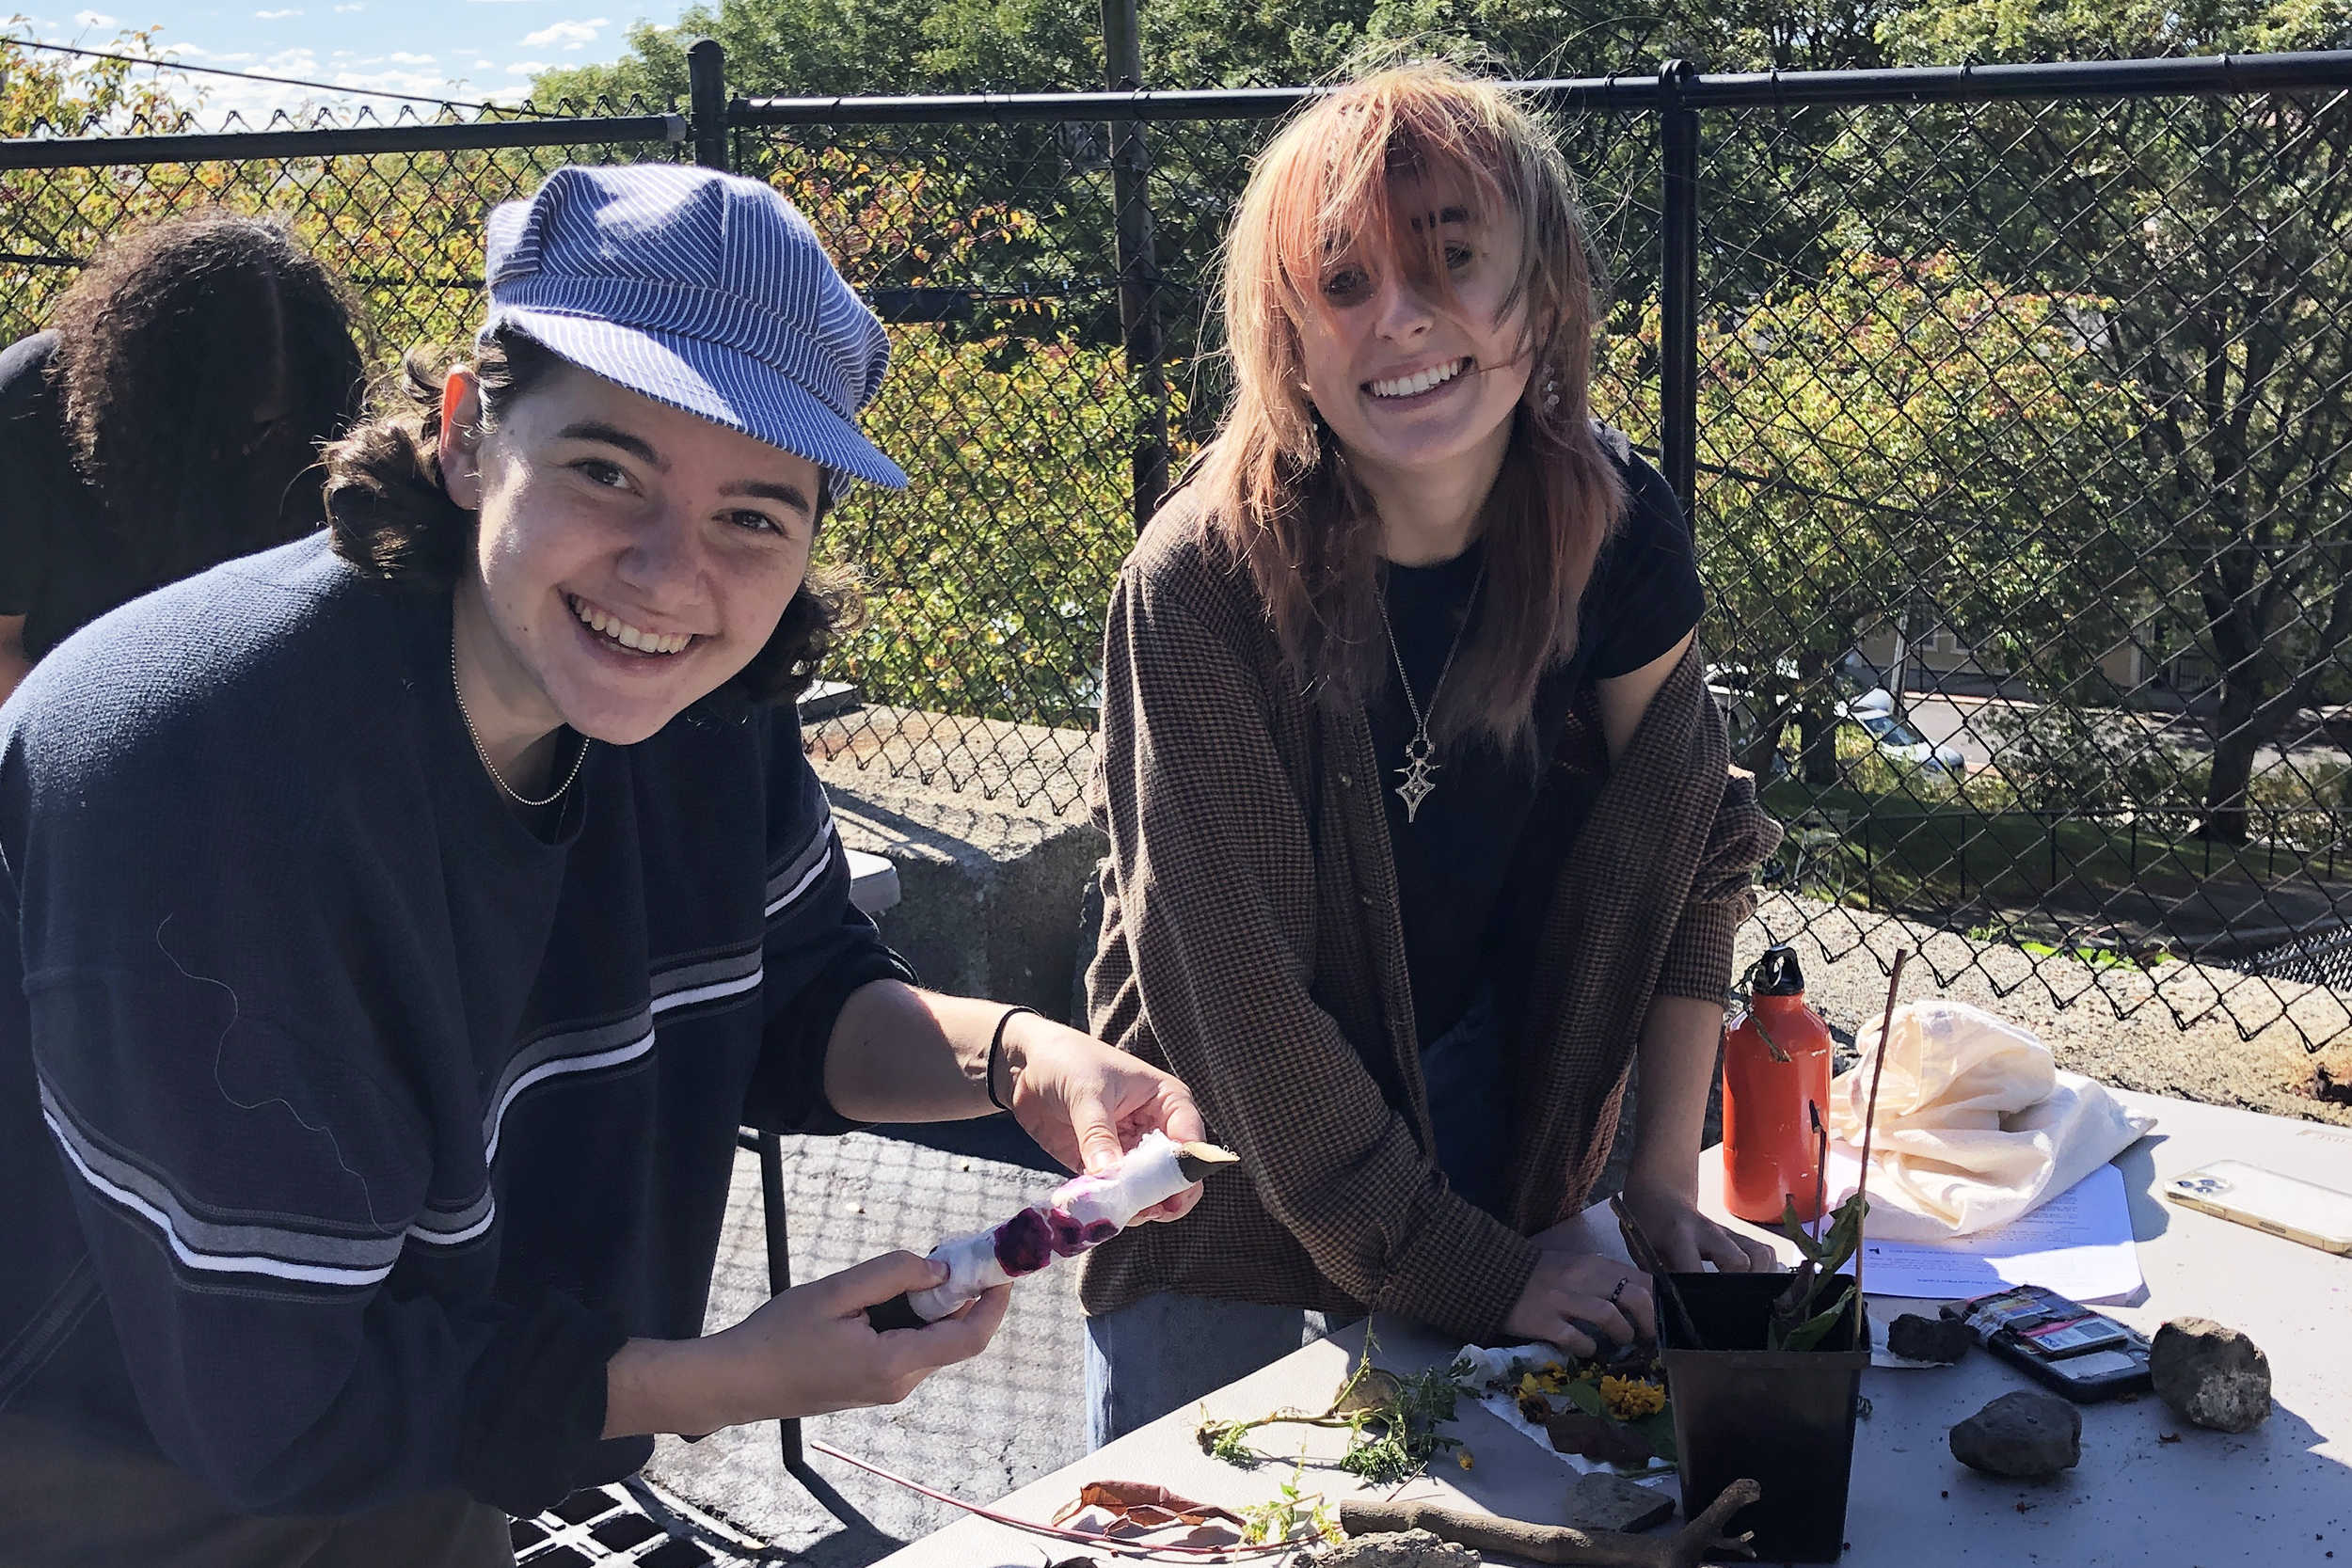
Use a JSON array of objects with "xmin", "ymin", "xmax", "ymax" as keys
[{"xmin": 1829, "ymin": 997, "xmax": 2154, "ymax": 1241}]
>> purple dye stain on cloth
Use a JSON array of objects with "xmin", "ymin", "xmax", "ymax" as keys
[
  {"xmin": 994, "ymin": 1207, "xmax": 1056, "ymax": 1275},
  {"xmin": 1045, "ymin": 1211, "xmax": 1120, "ymax": 1258},
  {"xmin": 996, "ymin": 1206, "xmax": 1124, "ymax": 1275}
]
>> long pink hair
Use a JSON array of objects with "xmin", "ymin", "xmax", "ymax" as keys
[{"xmin": 1193, "ymin": 62, "xmax": 1626, "ymax": 753}]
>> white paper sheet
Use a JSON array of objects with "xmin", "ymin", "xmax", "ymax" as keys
[{"xmin": 1830, "ymin": 1158, "xmax": 2144, "ymax": 1305}]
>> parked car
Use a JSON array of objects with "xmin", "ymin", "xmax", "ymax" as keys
[{"xmin": 1839, "ymin": 688, "xmax": 1965, "ymax": 775}]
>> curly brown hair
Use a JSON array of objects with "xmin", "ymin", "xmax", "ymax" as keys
[
  {"xmin": 321, "ymin": 325, "xmax": 859, "ymax": 705},
  {"xmin": 45, "ymin": 210, "xmax": 368, "ymax": 580}
]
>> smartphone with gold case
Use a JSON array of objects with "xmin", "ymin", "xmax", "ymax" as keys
[{"xmin": 2165, "ymin": 1161, "xmax": 2352, "ymax": 1256}]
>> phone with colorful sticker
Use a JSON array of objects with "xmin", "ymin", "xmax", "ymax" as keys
[{"xmin": 1942, "ymin": 1284, "xmax": 2152, "ymax": 1402}]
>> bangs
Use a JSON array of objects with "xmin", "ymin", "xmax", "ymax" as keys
[
  {"xmin": 1204, "ymin": 61, "xmax": 1624, "ymax": 754},
  {"xmin": 1261, "ymin": 74, "xmax": 1533, "ymax": 327}
]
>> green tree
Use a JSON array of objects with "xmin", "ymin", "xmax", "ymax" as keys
[
  {"xmin": 533, "ymin": 0, "xmax": 1904, "ymax": 105},
  {"xmin": 1863, "ymin": 0, "xmax": 2352, "ymax": 842},
  {"xmin": 1697, "ymin": 252, "xmax": 2136, "ymax": 784}
]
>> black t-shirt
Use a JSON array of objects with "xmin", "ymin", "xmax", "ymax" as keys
[
  {"xmin": 1369, "ymin": 443, "xmax": 1703, "ymax": 1050},
  {"xmin": 0, "ymin": 331, "xmax": 155, "ymax": 659}
]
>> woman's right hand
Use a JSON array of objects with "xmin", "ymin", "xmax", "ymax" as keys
[
  {"xmin": 1501, "ymin": 1252, "xmax": 1655, "ymax": 1357},
  {"xmin": 605, "ymin": 1251, "xmax": 1010, "ymax": 1437}
]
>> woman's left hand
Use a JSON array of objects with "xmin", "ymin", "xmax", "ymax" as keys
[
  {"xmin": 1616, "ymin": 1176, "xmax": 1781, "ymax": 1274},
  {"xmin": 1001, "ymin": 1012, "xmax": 1209, "ymax": 1224}
]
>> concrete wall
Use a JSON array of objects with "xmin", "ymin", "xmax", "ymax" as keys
[{"xmin": 816, "ymin": 759, "xmax": 1106, "ymax": 1026}]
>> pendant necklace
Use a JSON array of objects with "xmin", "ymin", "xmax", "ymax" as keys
[{"xmin": 1375, "ymin": 562, "xmax": 1485, "ymax": 824}]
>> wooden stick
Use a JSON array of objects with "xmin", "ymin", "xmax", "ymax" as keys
[
  {"xmin": 1339, "ymin": 1477, "xmax": 1761, "ymax": 1567},
  {"xmin": 1851, "ymin": 947, "xmax": 1908, "ymax": 1313},
  {"xmin": 1174, "ymin": 1141, "xmax": 1241, "ymax": 1182},
  {"xmin": 1610, "ymin": 1193, "xmax": 1707, "ymax": 1352}
]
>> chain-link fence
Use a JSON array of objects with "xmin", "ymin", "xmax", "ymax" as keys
[
  {"xmin": 735, "ymin": 93, "xmax": 1663, "ymax": 811},
  {"xmin": 0, "ymin": 100, "xmax": 690, "ymax": 349},
  {"xmin": 5, "ymin": 47, "xmax": 2352, "ymax": 1051},
  {"xmin": 1686, "ymin": 69, "xmax": 2352, "ymax": 1047}
]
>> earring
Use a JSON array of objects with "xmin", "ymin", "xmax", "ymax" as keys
[{"xmin": 1542, "ymin": 373, "xmax": 1561, "ymax": 413}]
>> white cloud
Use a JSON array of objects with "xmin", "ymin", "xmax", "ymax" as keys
[
  {"xmin": 388, "ymin": 51, "xmax": 434, "ymax": 64},
  {"xmin": 473, "ymin": 58, "xmax": 495, "ymax": 68},
  {"xmin": 72, "ymin": 9, "xmax": 116, "ymax": 26},
  {"xmin": 333, "ymin": 2, "xmax": 364, "ymax": 8},
  {"xmin": 503, "ymin": 60, "xmax": 548, "ymax": 73},
  {"xmin": 519, "ymin": 17, "xmax": 604, "ymax": 48},
  {"xmin": 252, "ymin": 8, "xmax": 302, "ymax": 16}
]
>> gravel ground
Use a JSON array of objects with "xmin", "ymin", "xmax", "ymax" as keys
[{"xmin": 1742, "ymin": 895, "xmax": 2352, "ymax": 1126}]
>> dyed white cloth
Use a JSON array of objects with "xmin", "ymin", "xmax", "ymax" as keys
[
  {"xmin": 1053, "ymin": 1130, "xmax": 1187, "ymax": 1230},
  {"xmin": 1831, "ymin": 998, "xmax": 2154, "ymax": 1240},
  {"xmin": 907, "ymin": 1132, "xmax": 1196, "ymax": 1320}
]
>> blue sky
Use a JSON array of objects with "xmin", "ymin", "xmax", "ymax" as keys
[{"xmin": 13, "ymin": 0, "xmax": 690, "ymax": 121}]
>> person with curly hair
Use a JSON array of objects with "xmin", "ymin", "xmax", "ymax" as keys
[
  {"xmin": 0, "ymin": 210, "xmax": 369, "ymax": 698},
  {"xmin": 0, "ymin": 163, "xmax": 1206, "ymax": 1566},
  {"xmin": 1079, "ymin": 63, "xmax": 1781, "ymax": 1442}
]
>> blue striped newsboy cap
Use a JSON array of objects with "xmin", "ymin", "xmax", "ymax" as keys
[{"xmin": 480, "ymin": 163, "xmax": 907, "ymax": 488}]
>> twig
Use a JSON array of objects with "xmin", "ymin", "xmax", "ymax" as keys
[
  {"xmin": 1339, "ymin": 1476, "xmax": 1761, "ymax": 1566},
  {"xmin": 1610, "ymin": 1193, "xmax": 1706, "ymax": 1352},
  {"xmin": 1851, "ymin": 948, "xmax": 1909, "ymax": 1313}
]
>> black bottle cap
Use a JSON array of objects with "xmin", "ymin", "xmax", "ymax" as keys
[{"xmin": 1753, "ymin": 944, "xmax": 1805, "ymax": 996}]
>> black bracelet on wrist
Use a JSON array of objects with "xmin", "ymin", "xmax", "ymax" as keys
[{"xmin": 987, "ymin": 1005, "xmax": 1038, "ymax": 1113}]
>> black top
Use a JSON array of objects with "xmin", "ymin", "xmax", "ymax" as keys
[
  {"xmin": 1369, "ymin": 442, "xmax": 1704, "ymax": 1051},
  {"xmin": 0, "ymin": 331, "xmax": 164, "ymax": 659},
  {"xmin": 0, "ymin": 535, "xmax": 909, "ymax": 1517}
]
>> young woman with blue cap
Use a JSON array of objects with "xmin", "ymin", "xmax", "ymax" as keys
[{"xmin": 0, "ymin": 163, "xmax": 1205, "ymax": 1565}]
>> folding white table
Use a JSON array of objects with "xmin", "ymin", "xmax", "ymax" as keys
[{"xmin": 869, "ymin": 1089, "xmax": 2351, "ymax": 1565}]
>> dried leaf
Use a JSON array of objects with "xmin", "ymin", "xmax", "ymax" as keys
[{"xmin": 1050, "ymin": 1481, "xmax": 1245, "ymax": 1532}]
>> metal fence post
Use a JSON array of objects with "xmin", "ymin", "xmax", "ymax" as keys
[
  {"xmin": 1658, "ymin": 58, "xmax": 1699, "ymax": 521},
  {"xmin": 689, "ymin": 38, "xmax": 729, "ymax": 172},
  {"xmin": 1101, "ymin": 0, "xmax": 1170, "ymax": 532}
]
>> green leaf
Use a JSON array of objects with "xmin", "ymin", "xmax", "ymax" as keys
[
  {"xmin": 1818, "ymin": 1194, "xmax": 1868, "ymax": 1275},
  {"xmin": 1561, "ymin": 1381, "xmax": 1607, "ymax": 1418},
  {"xmin": 1634, "ymin": 1408, "xmax": 1679, "ymax": 1464},
  {"xmin": 1778, "ymin": 1196, "xmax": 1826, "ymax": 1261},
  {"xmin": 1774, "ymin": 1285, "xmax": 1857, "ymax": 1354}
]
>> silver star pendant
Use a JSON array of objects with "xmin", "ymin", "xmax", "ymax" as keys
[{"xmin": 1395, "ymin": 736, "xmax": 1438, "ymax": 822}]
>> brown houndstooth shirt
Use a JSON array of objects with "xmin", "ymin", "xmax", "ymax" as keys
[{"xmin": 1078, "ymin": 495, "xmax": 1780, "ymax": 1344}]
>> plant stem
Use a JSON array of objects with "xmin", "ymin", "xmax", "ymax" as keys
[{"xmin": 1851, "ymin": 947, "xmax": 1908, "ymax": 1314}]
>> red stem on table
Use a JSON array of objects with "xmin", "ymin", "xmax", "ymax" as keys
[
  {"xmin": 804, "ymin": 1437, "xmax": 1298, "ymax": 1560},
  {"xmin": 1851, "ymin": 947, "xmax": 1908, "ymax": 1314}
]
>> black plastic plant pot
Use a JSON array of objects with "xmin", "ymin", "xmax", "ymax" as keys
[{"xmin": 1658, "ymin": 1272, "xmax": 1871, "ymax": 1563}]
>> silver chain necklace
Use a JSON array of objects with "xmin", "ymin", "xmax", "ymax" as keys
[
  {"xmin": 451, "ymin": 635, "xmax": 590, "ymax": 810},
  {"xmin": 1375, "ymin": 562, "xmax": 1485, "ymax": 824}
]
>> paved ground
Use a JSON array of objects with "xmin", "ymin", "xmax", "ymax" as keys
[
  {"xmin": 1904, "ymin": 691, "xmax": 2351, "ymax": 778},
  {"xmin": 637, "ymin": 1129, "xmax": 1089, "ymax": 1564}
]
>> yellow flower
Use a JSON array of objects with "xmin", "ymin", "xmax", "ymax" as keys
[{"xmin": 1600, "ymin": 1375, "xmax": 1667, "ymax": 1421}]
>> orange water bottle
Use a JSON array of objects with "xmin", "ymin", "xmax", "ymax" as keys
[{"xmin": 1722, "ymin": 944, "xmax": 1834, "ymax": 1225}]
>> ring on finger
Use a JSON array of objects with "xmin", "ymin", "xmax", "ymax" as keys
[{"xmin": 1607, "ymin": 1277, "xmax": 1629, "ymax": 1308}]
